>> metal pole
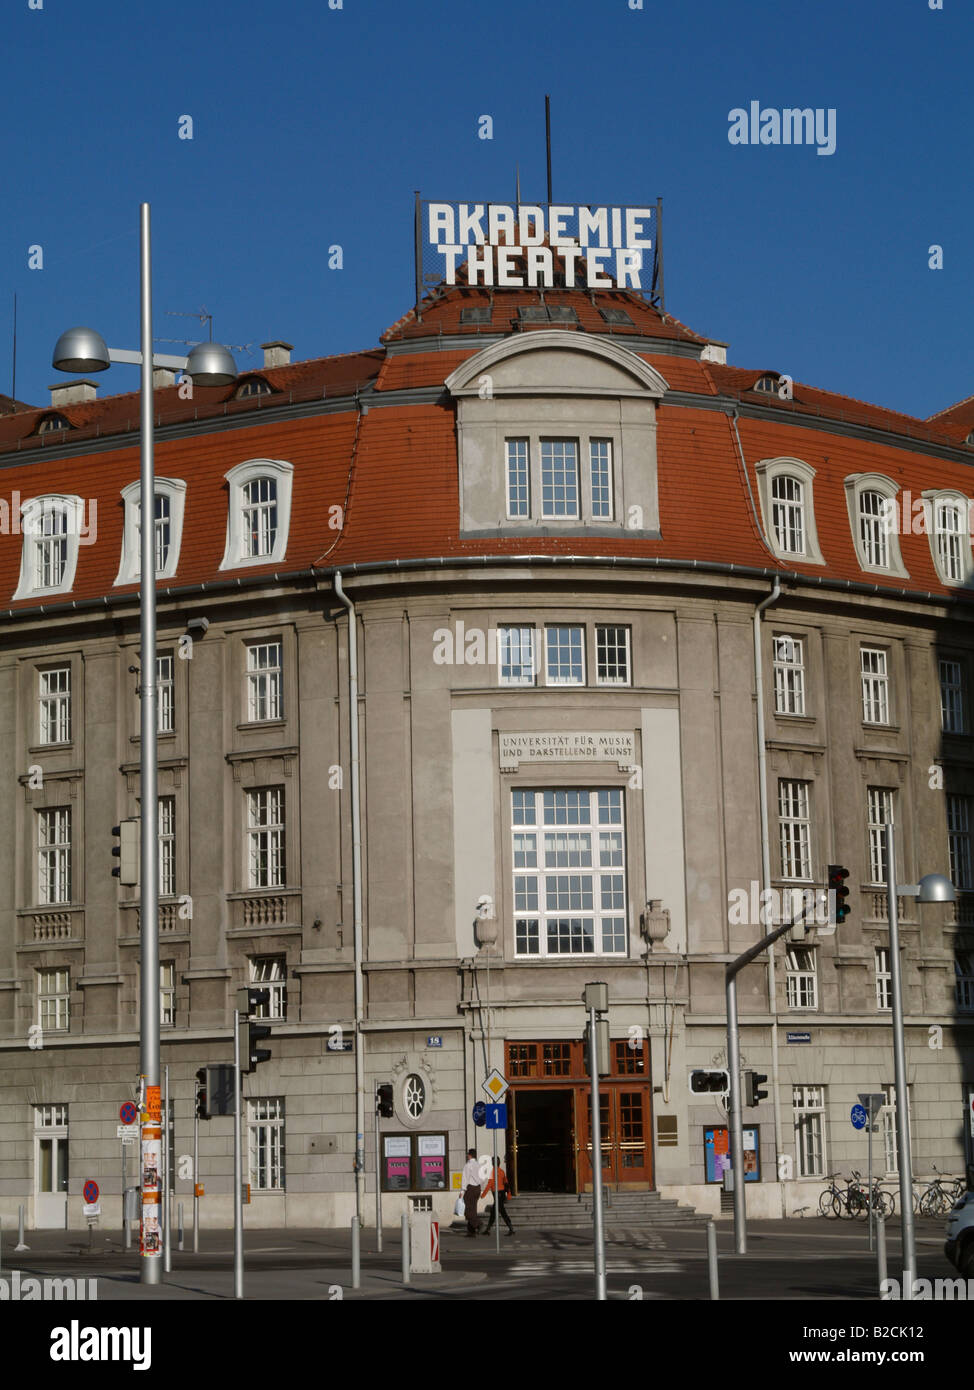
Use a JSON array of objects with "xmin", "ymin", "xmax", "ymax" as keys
[
  {"xmin": 877, "ymin": 1214, "xmax": 888, "ymax": 1296},
  {"xmin": 727, "ymin": 974, "xmax": 746, "ymax": 1253},
  {"xmin": 401, "ymin": 1213, "xmax": 410, "ymax": 1284},
  {"xmin": 886, "ymin": 823, "xmax": 916, "ymax": 1299},
  {"xmin": 545, "ymin": 94, "xmax": 552, "ymax": 204},
  {"xmin": 121, "ymin": 1142, "xmax": 126, "ymax": 1248},
  {"xmin": 233, "ymin": 1008, "xmax": 243, "ymax": 1299},
  {"xmin": 492, "ymin": 1130, "xmax": 500, "ymax": 1255},
  {"xmin": 193, "ymin": 1089, "xmax": 199, "ymax": 1253},
  {"xmin": 868, "ymin": 1110, "xmax": 874, "ymax": 1253},
  {"xmin": 163, "ymin": 1065, "xmax": 171, "ymax": 1272},
  {"xmin": 138, "ymin": 200, "xmax": 161, "ymax": 1287},
  {"xmin": 589, "ymin": 1005, "xmax": 607, "ymax": 1301},
  {"xmin": 707, "ymin": 1219, "xmax": 719, "ymax": 1300},
  {"xmin": 374, "ymin": 1092, "xmax": 382, "ymax": 1254},
  {"xmin": 177, "ymin": 1202, "xmax": 183, "ymax": 1252},
  {"xmin": 351, "ymin": 1214, "xmax": 360, "ymax": 1289},
  {"xmin": 16, "ymin": 1204, "xmax": 27, "ymax": 1252}
]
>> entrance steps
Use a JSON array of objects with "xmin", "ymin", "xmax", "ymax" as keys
[{"xmin": 509, "ymin": 1191, "xmax": 706, "ymax": 1230}]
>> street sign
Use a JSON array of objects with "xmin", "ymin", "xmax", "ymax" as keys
[
  {"xmin": 472, "ymin": 1101, "xmax": 487, "ymax": 1126},
  {"xmin": 119, "ymin": 1101, "xmax": 137, "ymax": 1125},
  {"xmin": 850, "ymin": 1104, "xmax": 867, "ymax": 1130},
  {"xmin": 481, "ymin": 1068, "xmax": 509, "ymax": 1103},
  {"xmin": 426, "ymin": 1035, "xmax": 443, "ymax": 1048},
  {"xmin": 117, "ymin": 1125, "xmax": 138, "ymax": 1142},
  {"xmin": 83, "ymin": 1203, "xmax": 100, "ymax": 1217},
  {"xmin": 485, "ymin": 1103, "xmax": 507, "ymax": 1130},
  {"xmin": 83, "ymin": 1180, "xmax": 99, "ymax": 1204},
  {"xmin": 786, "ymin": 1032, "xmax": 811, "ymax": 1044}
]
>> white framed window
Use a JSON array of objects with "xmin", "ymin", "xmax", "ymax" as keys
[
  {"xmin": 595, "ymin": 625, "xmax": 630, "ymax": 685},
  {"xmin": 793, "ymin": 1085, "xmax": 826, "ymax": 1177},
  {"xmin": 753, "ymin": 374, "xmax": 779, "ymax": 394},
  {"xmin": 545, "ymin": 625, "xmax": 585, "ymax": 685},
  {"xmin": 778, "ymin": 780, "xmax": 811, "ymax": 880},
  {"xmin": 867, "ymin": 788, "xmax": 894, "ymax": 885},
  {"xmin": 35, "ymin": 1102, "xmax": 68, "ymax": 1128},
  {"xmin": 923, "ymin": 489, "xmax": 973, "ymax": 586},
  {"xmin": 785, "ymin": 946, "xmax": 817, "ymax": 1009},
  {"xmin": 844, "ymin": 475, "xmax": 909, "ymax": 578},
  {"xmin": 875, "ymin": 948, "xmax": 892, "ymax": 1010},
  {"xmin": 14, "ymin": 495, "xmax": 87, "ymax": 601},
  {"xmin": 247, "ymin": 1098, "xmax": 285, "ymax": 1190},
  {"xmin": 881, "ymin": 1083, "xmax": 910, "ymax": 1175},
  {"xmin": 159, "ymin": 796, "xmax": 176, "ymax": 896},
  {"xmin": 506, "ymin": 439, "xmax": 530, "ymax": 518},
  {"xmin": 755, "ymin": 459, "xmax": 825, "ymax": 565},
  {"xmin": 955, "ymin": 951, "xmax": 974, "ymax": 1013},
  {"xmin": 512, "ymin": 787, "xmax": 628, "ymax": 958},
  {"xmin": 773, "ymin": 635, "xmax": 805, "ymax": 716},
  {"xmin": 37, "ymin": 807, "xmax": 71, "ymax": 904},
  {"xmin": 498, "ymin": 626, "xmax": 537, "ymax": 686},
  {"xmin": 540, "ymin": 439, "xmax": 579, "ymax": 519},
  {"xmin": 940, "ymin": 659, "xmax": 966, "ymax": 734},
  {"xmin": 589, "ymin": 439, "xmax": 613, "ymax": 519},
  {"xmin": 157, "ymin": 653, "xmax": 175, "ymax": 734},
  {"xmin": 947, "ymin": 793, "xmax": 973, "ymax": 891},
  {"xmin": 160, "ymin": 961, "xmax": 176, "ymax": 1027},
  {"xmin": 403, "ymin": 1074, "xmax": 427, "ymax": 1120},
  {"xmin": 37, "ymin": 967, "xmax": 69, "ymax": 1031},
  {"xmin": 247, "ymin": 787, "xmax": 286, "ymax": 888},
  {"xmin": 860, "ymin": 647, "xmax": 890, "ymax": 725},
  {"xmin": 115, "ymin": 479, "xmax": 187, "ymax": 586},
  {"xmin": 250, "ymin": 956, "xmax": 287, "ymax": 1020},
  {"xmin": 246, "ymin": 640, "xmax": 284, "ymax": 721},
  {"xmin": 220, "ymin": 459, "xmax": 294, "ymax": 571},
  {"xmin": 38, "ymin": 666, "xmax": 71, "ymax": 744},
  {"xmin": 236, "ymin": 377, "xmax": 273, "ymax": 399}
]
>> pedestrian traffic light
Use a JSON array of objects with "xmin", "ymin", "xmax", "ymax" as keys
[
  {"xmin": 689, "ymin": 1069, "xmax": 730, "ymax": 1096},
  {"xmin": 828, "ymin": 864, "xmax": 850, "ymax": 925},
  {"xmin": 376, "ymin": 1083, "xmax": 394, "ymax": 1118},
  {"xmin": 236, "ymin": 987, "xmax": 272, "ymax": 1073},
  {"xmin": 744, "ymin": 1071, "xmax": 769, "ymax": 1107},
  {"xmin": 111, "ymin": 818, "xmax": 139, "ymax": 885},
  {"xmin": 195, "ymin": 1067, "xmax": 208, "ymax": 1120}
]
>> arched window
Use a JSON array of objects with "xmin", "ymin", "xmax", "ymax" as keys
[
  {"xmin": 13, "ymin": 495, "xmax": 88, "ymax": 600},
  {"xmin": 858, "ymin": 489, "xmax": 888, "ymax": 567},
  {"xmin": 115, "ymin": 479, "xmax": 187, "ymax": 586},
  {"xmin": 235, "ymin": 377, "xmax": 273, "ymax": 399},
  {"xmin": 771, "ymin": 473, "xmax": 805, "ymax": 553},
  {"xmin": 753, "ymin": 374, "xmax": 779, "ymax": 394},
  {"xmin": 220, "ymin": 459, "xmax": 294, "ymax": 570},
  {"xmin": 923, "ymin": 489, "xmax": 973, "ymax": 586},
  {"xmin": 36, "ymin": 413, "xmax": 71, "ymax": 435}
]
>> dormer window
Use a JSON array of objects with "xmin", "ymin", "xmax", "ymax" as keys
[
  {"xmin": 460, "ymin": 306, "xmax": 491, "ymax": 325},
  {"xmin": 599, "ymin": 307, "xmax": 634, "ymax": 326},
  {"xmin": 923, "ymin": 489, "xmax": 973, "ymax": 586},
  {"xmin": 115, "ymin": 479, "xmax": 187, "ymax": 586},
  {"xmin": 36, "ymin": 414, "xmax": 70, "ymax": 435},
  {"xmin": 13, "ymin": 495, "xmax": 88, "ymax": 600},
  {"xmin": 220, "ymin": 459, "xmax": 294, "ymax": 570},
  {"xmin": 755, "ymin": 458, "xmax": 825, "ymax": 565},
  {"xmin": 966, "ymin": 431, "xmax": 974, "ymax": 446},
  {"xmin": 844, "ymin": 474, "xmax": 909, "ymax": 578},
  {"xmin": 753, "ymin": 375, "xmax": 779, "ymax": 394},
  {"xmin": 235, "ymin": 377, "xmax": 273, "ymax": 399}
]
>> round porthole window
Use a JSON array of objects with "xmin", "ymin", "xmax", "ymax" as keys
[{"xmin": 403, "ymin": 1074, "xmax": 426, "ymax": 1120}]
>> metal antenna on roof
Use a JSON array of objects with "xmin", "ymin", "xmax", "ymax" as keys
[
  {"xmin": 545, "ymin": 95, "xmax": 552, "ymax": 203},
  {"xmin": 10, "ymin": 292, "xmax": 17, "ymax": 403},
  {"xmin": 166, "ymin": 307, "xmax": 213, "ymax": 341},
  {"xmin": 515, "ymin": 164, "xmax": 521, "ymax": 212}
]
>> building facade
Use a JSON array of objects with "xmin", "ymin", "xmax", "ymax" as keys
[{"xmin": 1, "ymin": 277, "xmax": 973, "ymax": 1229}]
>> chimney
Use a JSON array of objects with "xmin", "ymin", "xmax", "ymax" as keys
[
  {"xmin": 261, "ymin": 341, "xmax": 293, "ymax": 369},
  {"xmin": 48, "ymin": 379, "xmax": 97, "ymax": 407},
  {"xmin": 153, "ymin": 368, "xmax": 177, "ymax": 389}
]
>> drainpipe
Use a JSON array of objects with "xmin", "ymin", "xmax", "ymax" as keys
[
  {"xmin": 753, "ymin": 577, "xmax": 784, "ymax": 1179},
  {"xmin": 334, "ymin": 571, "xmax": 365, "ymax": 1226}
]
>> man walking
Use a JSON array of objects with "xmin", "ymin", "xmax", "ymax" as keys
[
  {"xmin": 461, "ymin": 1148, "xmax": 482, "ymax": 1237},
  {"xmin": 482, "ymin": 1156, "xmax": 515, "ymax": 1236}
]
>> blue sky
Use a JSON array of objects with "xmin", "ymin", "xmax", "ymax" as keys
[{"xmin": 2, "ymin": 0, "xmax": 970, "ymax": 418}]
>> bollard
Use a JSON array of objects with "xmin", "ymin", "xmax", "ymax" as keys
[
  {"xmin": 877, "ymin": 1216, "xmax": 888, "ymax": 1298},
  {"xmin": 178, "ymin": 1203, "xmax": 184, "ymax": 1252},
  {"xmin": 351, "ymin": 1215, "xmax": 360, "ymax": 1290},
  {"xmin": 707, "ymin": 1219, "xmax": 719, "ymax": 1300},
  {"xmin": 15, "ymin": 1205, "xmax": 28, "ymax": 1252},
  {"xmin": 401, "ymin": 1213, "xmax": 410, "ymax": 1284}
]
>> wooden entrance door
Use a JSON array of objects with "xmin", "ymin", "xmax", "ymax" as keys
[{"xmin": 582, "ymin": 1085, "xmax": 653, "ymax": 1187}]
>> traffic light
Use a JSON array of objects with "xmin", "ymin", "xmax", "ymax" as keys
[
  {"xmin": 689, "ymin": 1069, "xmax": 730, "ymax": 1096},
  {"xmin": 828, "ymin": 864, "xmax": 850, "ymax": 926},
  {"xmin": 236, "ymin": 987, "xmax": 272, "ymax": 1073},
  {"xmin": 582, "ymin": 1017, "xmax": 611, "ymax": 1075},
  {"xmin": 111, "ymin": 818, "xmax": 139, "ymax": 885},
  {"xmin": 195, "ymin": 1067, "xmax": 208, "ymax": 1120},
  {"xmin": 376, "ymin": 1083, "xmax": 394, "ymax": 1118},
  {"xmin": 744, "ymin": 1071, "xmax": 769, "ymax": 1107}
]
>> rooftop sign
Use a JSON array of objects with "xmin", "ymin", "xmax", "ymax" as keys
[{"xmin": 416, "ymin": 197, "xmax": 661, "ymax": 299}]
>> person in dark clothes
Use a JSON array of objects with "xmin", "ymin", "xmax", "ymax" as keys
[
  {"xmin": 461, "ymin": 1148, "xmax": 482, "ymax": 1236},
  {"xmin": 482, "ymin": 1156, "xmax": 515, "ymax": 1235}
]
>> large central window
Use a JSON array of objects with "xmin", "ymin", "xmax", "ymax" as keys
[
  {"xmin": 540, "ymin": 439, "xmax": 580, "ymax": 518},
  {"xmin": 512, "ymin": 788, "xmax": 627, "ymax": 958}
]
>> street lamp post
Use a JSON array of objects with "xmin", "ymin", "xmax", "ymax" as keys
[
  {"xmin": 53, "ymin": 204, "xmax": 236, "ymax": 1284},
  {"xmin": 884, "ymin": 822, "xmax": 954, "ymax": 1301}
]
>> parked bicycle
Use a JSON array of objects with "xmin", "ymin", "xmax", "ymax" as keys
[
  {"xmin": 914, "ymin": 1164, "xmax": 964, "ymax": 1217},
  {"xmin": 848, "ymin": 1170, "xmax": 894, "ymax": 1219}
]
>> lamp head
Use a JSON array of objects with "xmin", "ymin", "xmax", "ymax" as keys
[
  {"xmin": 916, "ymin": 873, "xmax": 955, "ymax": 904},
  {"xmin": 184, "ymin": 341, "xmax": 237, "ymax": 386},
  {"xmin": 52, "ymin": 326, "xmax": 110, "ymax": 373}
]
